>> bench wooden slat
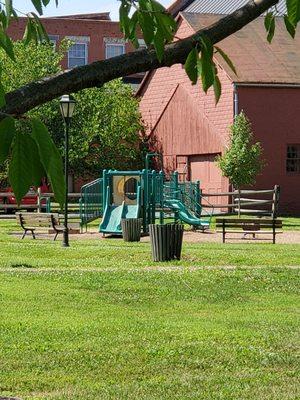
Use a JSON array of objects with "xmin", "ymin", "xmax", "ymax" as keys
[
  {"xmin": 216, "ymin": 218, "xmax": 280, "ymax": 224},
  {"xmin": 216, "ymin": 223, "xmax": 282, "ymax": 228},
  {"xmin": 16, "ymin": 212, "xmax": 64, "ymax": 240},
  {"xmin": 217, "ymin": 230, "xmax": 283, "ymax": 234},
  {"xmin": 216, "ymin": 217, "xmax": 282, "ymax": 244}
]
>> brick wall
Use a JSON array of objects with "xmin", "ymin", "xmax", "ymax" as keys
[{"xmin": 7, "ymin": 17, "xmax": 139, "ymax": 70}]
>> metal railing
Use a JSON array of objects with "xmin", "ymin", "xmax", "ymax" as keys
[{"xmin": 79, "ymin": 178, "xmax": 103, "ymax": 229}]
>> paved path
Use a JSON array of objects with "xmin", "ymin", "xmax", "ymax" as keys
[{"xmin": 11, "ymin": 228, "xmax": 300, "ymax": 244}]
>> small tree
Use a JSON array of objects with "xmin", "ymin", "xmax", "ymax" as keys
[{"xmin": 216, "ymin": 112, "xmax": 264, "ymax": 216}]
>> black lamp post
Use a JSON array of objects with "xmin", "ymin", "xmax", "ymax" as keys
[{"xmin": 59, "ymin": 94, "xmax": 76, "ymax": 247}]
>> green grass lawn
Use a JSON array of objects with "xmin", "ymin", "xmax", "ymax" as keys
[{"xmin": 0, "ymin": 220, "xmax": 299, "ymax": 400}]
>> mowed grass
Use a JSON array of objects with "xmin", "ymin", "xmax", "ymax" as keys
[
  {"xmin": 0, "ymin": 220, "xmax": 300, "ymax": 270},
  {"xmin": 0, "ymin": 220, "xmax": 299, "ymax": 399}
]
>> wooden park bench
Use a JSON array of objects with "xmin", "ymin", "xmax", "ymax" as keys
[
  {"xmin": 16, "ymin": 212, "xmax": 65, "ymax": 240},
  {"xmin": 216, "ymin": 218, "xmax": 283, "ymax": 244}
]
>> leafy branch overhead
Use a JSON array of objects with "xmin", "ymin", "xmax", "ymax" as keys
[
  {"xmin": 119, "ymin": 0, "xmax": 177, "ymax": 61},
  {"xmin": 265, "ymin": 0, "xmax": 300, "ymax": 41},
  {"xmin": 184, "ymin": 35, "xmax": 237, "ymax": 104},
  {"xmin": 0, "ymin": 0, "xmax": 299, "ymax": 205}
]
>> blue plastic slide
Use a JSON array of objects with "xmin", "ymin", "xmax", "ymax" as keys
[{"xmin": 164, "ymin": 199, "xmax": 210, "ymax": 229}]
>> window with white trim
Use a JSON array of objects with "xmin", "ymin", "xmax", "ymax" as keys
[
  {"xmin": 68, "ymin": 42, "xmax": 88, "ymax": 68},
  {"xmin": 105, "ymin": 43, "xmax": 125, "ymax": 59},
  {"xmin": 286, "ymin": 144, "xmax": 300, "ymax": 173}
]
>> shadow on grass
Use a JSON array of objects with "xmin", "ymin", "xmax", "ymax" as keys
[{"xmin": 11, "ymin": 263, "xmax": 35, "ymax": 269}]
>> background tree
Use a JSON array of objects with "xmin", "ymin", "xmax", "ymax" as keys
[
  {"xmin": 0, "ymin": 41, "xmax": 144, "ymax": 189},
  {"xmin": 216, "ymin": 112, "xmax": 265, "ymax": 216},
  {"xmin": 0, "ymin": 0, "xmax": 298, "ymax": 204}
]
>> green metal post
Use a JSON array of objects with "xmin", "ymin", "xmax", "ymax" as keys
[
  {"xmin": 159, "ymin": 170, "xmax": 164, "ymax": 224},
  {"xmin": 174, "ymin": 171, "xmax": 179, "ymax": 223},
  {"xmin": 142, "ymin": 169, "xmax": 148, "ymax": 233},
  {"xmin": 195, "ymin": 180, "xmax": 201, "ymax": 217},
  {"xmin": 151, "ymin": 170, "xmax": 156, "ymax": 224}
]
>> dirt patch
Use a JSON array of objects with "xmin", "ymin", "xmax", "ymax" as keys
[{"xmin": 11, "ymin": 228, "xmax": 300, "ymax": 244}]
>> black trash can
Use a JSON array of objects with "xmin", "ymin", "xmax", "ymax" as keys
[
  {"xmin": 170, "ymin": 223, "xmax": 184, "ymax": 260},
  {"xmin": 149, "ymin": 223, "xmax": 184, "ymax": 262},
  {"xmin": 121, "ymin": 218, "xmax": 142, "ymax": 242}
]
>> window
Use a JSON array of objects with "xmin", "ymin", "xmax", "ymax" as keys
[
  {"xmin": 68, "ymin": 43, "xmax": 88, "ymax": 68},
  {"xmin": 48, "ymin": 35, "xmax": 59, "ymax": 49},
  {"xmin": 105, "ymin": 43, "xmax": 125, "ymax": 59},
  {"xmin": 138, "ymin": 39, "xmax": 147, "ymax": 49},
  {"xmin": 286, "ymin": 144, "xmax": 300, "ymax": 173}
]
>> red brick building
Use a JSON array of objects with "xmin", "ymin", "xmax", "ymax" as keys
[
  {"xmin": 139, "ymin": 13, "xmax": 300, "ymax": 215},
  {"xmin": 7, "ymin": 12, "xmax": 144, "ymax": 87}
]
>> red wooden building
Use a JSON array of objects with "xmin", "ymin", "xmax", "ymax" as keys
[{"xmin": 138, "ymin": 12, "xmax": 300, "ymax": 215}]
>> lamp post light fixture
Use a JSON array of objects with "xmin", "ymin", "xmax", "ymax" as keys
[{"xmin": 59, "ymin": 94, "xmax": 76, "ymax": 247}]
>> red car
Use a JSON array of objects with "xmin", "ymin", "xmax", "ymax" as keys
[{"xmin": 0, "ymin": 182, "xmax": 49, "ymax": 213}]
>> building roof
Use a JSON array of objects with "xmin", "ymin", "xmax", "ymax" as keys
[
  {"xmin": 183, "ymin": 12, "xmax": 300, "ymax": 84},
  {"xmin": 168, "ymin": 0, "xmax": 196, "ymax": 16},
  {"xmin": 185, "ymin": 0, "xmax": 286, "ymax": 15},
  {"xmin": 50, "ymin": 12, "xmax": 111, "ymax": 21}
]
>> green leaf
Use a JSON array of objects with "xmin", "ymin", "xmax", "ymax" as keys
[
  {"xmin": 30, "ymin": 13, "xmax": 49, "ymax": 42},
  {"xmin": 30, "ymin": 137, "xmax": 45, "ymax": 186},
  {"xmin": 23, "ymin": 19, "xmax": 34, "ymax": 45},
  {"xmin": 138, "ymin": 0, "xmax": 155, "ymax": 45},
  {"xmin": 0, "ymin": 80, "xmax": 6, "ymax": 108},
  {"xmin": 0, "ymin": 11, "xmax": 9, "ymax": 30},
  {"xmin": 129, "ymin": 11, "xmax": 139, "ymax": 45},
  {"xmin": 5, "ymin": 0, "xmax": 12, "ymax": 24},
  {"xmin": 153, "ymin": 27, "xmax": 165, "ymax": 62},
  {"xmin": 152, "ymin": 0, "xmax": 176, "ymax": 42},
  {"xmin": 0, "ymin": 28, "xmax": 15, "ymax": 61},
  {"xmin": 31, "ymin": 0, "xmax": 43, "ymax": 15},
  {"xmin": 214, "ymin": 46, "xmax": 237, "ymax": 75},
  {"xmin": 264, "ymin": 12, "xmax": 275, "ymax": 43},
  {"xmin": 199, "ymin": 35, "xmax": 214, "ymax": 93},
  {"xmin": 8, "ymin": 132, "xmax": 33, "ymax": 204},
  {"xmin": 284, "ymin": 14, "xmax": 296, "ymax": 38},
  {"xmin": 213, "ymin": 74, "xmax": 222, "ymax": 105},
  {"xmin": 0, "ymin": 116, "xmax": 15, "ymax": 164},
  {"xmin": 119, "ymin": 2, "xmax": 131, "ymax": 38},
  {"xmin": 185, "ymin": 47, "xmax": 198, "ymax": 85},
  {"xmin": 31, "ymin": 118, "xmax": 65, "ymax": 207},
  {"xmin": 286, "ymin": 0, "xmax": 300, "ymax": 26}
]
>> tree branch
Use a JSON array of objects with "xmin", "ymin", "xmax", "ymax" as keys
[{"xmin": 2, "ymin": 0, "xmax": 279, "ymax": 118}]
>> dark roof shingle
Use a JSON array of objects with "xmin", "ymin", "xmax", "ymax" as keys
[
  {"xmin": 183, "ymin": 12, "xmax": 300, "ymax": 84},
  {"xmin": 185, "ymin": 0, "xmax": 286, "ymax": 15}
]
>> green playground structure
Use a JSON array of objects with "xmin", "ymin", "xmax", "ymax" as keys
[{"xmin": 93, "ymin": 153, "xmax": 212, "ymax": 235}]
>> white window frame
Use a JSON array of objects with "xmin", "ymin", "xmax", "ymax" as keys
[
  {"xmin": 68, "ymin": 42, "xmax": 88, "ymax": 69},
  {"xmin": 105, "ymin": 43, "xmax": 125, "ymax": 59}
]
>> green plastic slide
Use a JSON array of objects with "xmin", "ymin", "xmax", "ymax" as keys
[
  {"xmin": 164, "ymin": 199, "xmax": 210, "ymax": 229},
  {"xmin": 100, "ymin": 203, "xmax": 140, "ymax": 234},
  {"xmin": 100, "ymin": 184, "xmax": 141, "ymax": 235}
]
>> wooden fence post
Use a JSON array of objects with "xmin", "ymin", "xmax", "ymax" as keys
[{"xmin": 37, "ymin": 187, "xmax": 42, "ymax": 213}]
